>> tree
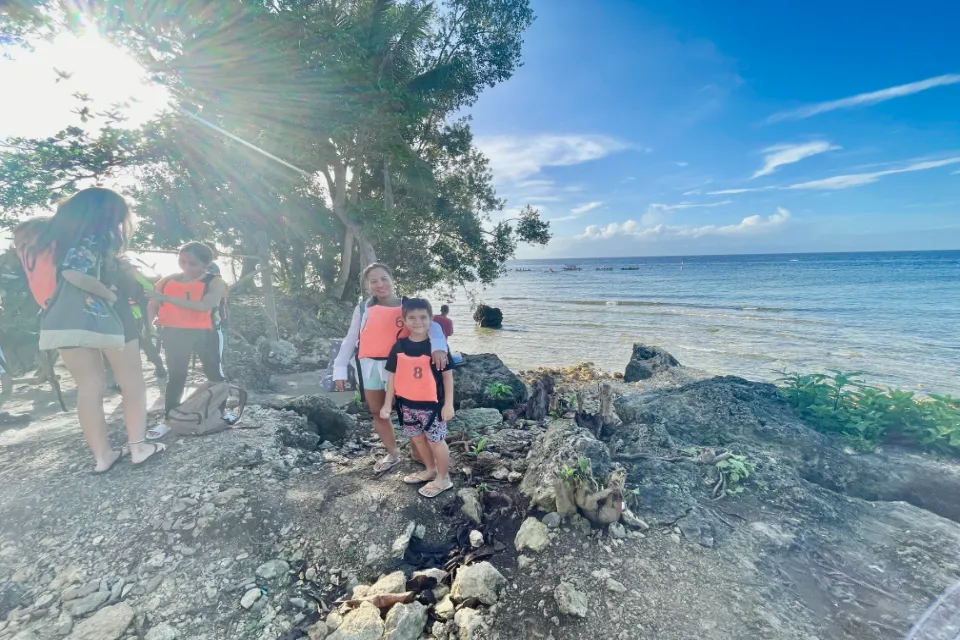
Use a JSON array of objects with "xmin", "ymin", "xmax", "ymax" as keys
[{"xmin": 0, "ymin": 0, "xmax": 549, "ymax": 301}]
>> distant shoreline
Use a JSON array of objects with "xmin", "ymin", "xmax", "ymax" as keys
[{"xmin": 508, "ymin": 248, "xmax": 960, "ymax": 263}]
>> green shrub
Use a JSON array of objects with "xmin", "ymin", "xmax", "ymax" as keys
[
  {"xmin": 486, "ymin": 382, "xmax": 514, "ymax": 400},
  {"xmin": 777, "ymin": 370, "xmax": 960, "ymax": 455}
]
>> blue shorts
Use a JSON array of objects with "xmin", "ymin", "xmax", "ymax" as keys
[{"xmin": 359, "ymin": 358, "xmax": 388, "ymax": 391}]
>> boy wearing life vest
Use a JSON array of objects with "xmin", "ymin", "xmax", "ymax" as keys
[
  {"xmin": 333, "ymin": 263, "xmax": 449, "ymax": 475},
  {"xmin": 144, "ymin": 242, "xmax": 229, "ymax": 439},
  {"xmin": 381, "ymin": 298, "xmax": 455, "ymax": 498}
]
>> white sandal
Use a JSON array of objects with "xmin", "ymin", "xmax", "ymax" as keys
[{"xmin": 146, "ymin": 423, "xmax": 170, "ymax": 440}]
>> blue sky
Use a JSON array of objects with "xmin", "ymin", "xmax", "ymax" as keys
[{"xmin": 468, "ymin": 0, "xmax": 960, "ymax": 258}]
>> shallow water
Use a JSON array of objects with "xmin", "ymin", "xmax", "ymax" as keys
[{"xmin": 441, "ymin": 251, "xmax": 960, "ymax": 395}]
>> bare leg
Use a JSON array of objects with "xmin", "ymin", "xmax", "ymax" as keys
[
  {"xmin": 410, "ymin": 437, "xmax": 430, "ymax": 467},
  {"xmin": 428, "ymin": 438, "xmax": 451, "ymax": 487},
  {"xmin": 103, "ymin": 340, "xmax": 162, "ymax": 464},
  {"xmin": 59, "ymin": 347, "xmax": 118, "ymax": 472},
  {"xmin": 404, "ymin": 434, "xmax": 437, "ymax": 483},
  {"xmin": 365, "ymin": 389, "xmax": 398, "ymax": 459}
]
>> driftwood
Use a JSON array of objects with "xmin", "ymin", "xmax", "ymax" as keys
[{"xmin": 525, "ymin": 374, "xmax": 555, "ymax": 421}]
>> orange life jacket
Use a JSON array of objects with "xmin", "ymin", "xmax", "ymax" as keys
[
  {"xmin": 16, "ymin": 246, "xmax": 57, "ymax": 309},
  {"xmin": 357, "ymin": 304, "xmax": 408, "ymax": 359},
  {"xmin": 156, "ymin": 275, "xmax": 220, "ymax": 329},
  {"xmin": 394, "ymin": 353, "xmax": 439, "ymax": 403}
]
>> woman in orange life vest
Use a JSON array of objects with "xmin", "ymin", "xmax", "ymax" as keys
[
  {"xmin": 333, "ymin": 263, "xmax": 449, "ymax": 475},
  {"xmin": 381, "ymin": 298, "xmax": 455, "ymax": 498},
  {"xmin": 144, "ymin": 242, "xmax": 228, "ymax": 439},
  {"xmin": 14, "ymin": 188, "xmax": 165, "ymax": 472}
]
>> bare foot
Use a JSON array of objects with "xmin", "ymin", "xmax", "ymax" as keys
[
  {"xmin": 93, "ymin": 449, "xmax": 122, "ymax": 474},
  {"xmin": 130, "ymin": 442, "xmax": 166, "ymax": 465}
]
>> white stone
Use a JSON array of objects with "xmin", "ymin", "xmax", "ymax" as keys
[
  {"xmin": 450, "ymin": 562, "xmax": 506, "ymax": 606},
  {"xmin": 515, "ymin": 517, "xmax": 550, "ymax": 553}
]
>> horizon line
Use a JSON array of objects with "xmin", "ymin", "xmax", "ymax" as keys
[{"xmin": 509, "ymin": 248, "xmax": 960, "ymax": 262}]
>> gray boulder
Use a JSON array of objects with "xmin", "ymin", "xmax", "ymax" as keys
[
  {"xmin": 383, "ymin": 601, "xmax": 428, "ymax": 640},
  {"xmin": 271, "ymin": 395, "xmax": 356, "ymax": 445},
  {"xmin": 623, "ymin": 344, "xmax": 680, "ymax": 382},
  {"xmin": 451, "ymin": 562, "xmax": 506, "ymax": 606},
  {"xmin": 453, "ymin": 354, "xmax": 528, "ymax": 412},
  {"xmin": 553, "ymin": 582, "xmax": 588, "ymax": 618},
  {"xmin": 519, "ymin": 419, "xmax": 612, "ymax": 512},
  {"xmin": 67, "ymin": 603, "xmax": 134, "ymax": 640},
  {"xmin": 448, "ymin": 408, "xmax": 503, "ymax": 433},
  {"xmin": 327, "ymin": 602, "xmax": 384, "ymax": 640}
]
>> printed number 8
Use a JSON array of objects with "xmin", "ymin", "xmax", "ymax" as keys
[{"xmin": 413, "ymin": 367, "xmax": 423, "ymax": 379}]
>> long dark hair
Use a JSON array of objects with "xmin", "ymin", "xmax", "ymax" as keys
[
  {"xmin": 19, "ymin": 187, "xmax": 133, "ymax": 269},
  {"xmin": 361, "ymin": 262, "xmax": 394, "ymax": 308}
]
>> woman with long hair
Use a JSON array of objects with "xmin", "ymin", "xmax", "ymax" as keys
[
  {"xmin": 333, "ymin": 264, "xmax": 449, "ymax": 475},
  {"xmin": 16, "ymin": 187, "xmax": 165, "ymax": 472}
]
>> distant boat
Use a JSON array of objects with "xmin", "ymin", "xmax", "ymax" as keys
[
  {"xmin": 563, "ymin": 265, "xmax": 582, "ymax": 271},
  {"xmin": 620, "ymin": 266, "xmax": 640, "ymax": 271},
  {"xmin": 595, "ymin": 266, "xmax": 614, "ymax": 271}
]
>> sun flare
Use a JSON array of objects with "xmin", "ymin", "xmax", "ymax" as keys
[{"xmin": 0, "ymin": 30, "xmax": 169, "ymax": 139}]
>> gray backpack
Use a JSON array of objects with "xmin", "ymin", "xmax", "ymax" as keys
[{"xmin": 167, "ymin": 382, "xmax": 247, "ymax": 436}]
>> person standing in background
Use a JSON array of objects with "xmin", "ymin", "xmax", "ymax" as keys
[{"xmin": 434, "ymin": 304, "xmax": 454, "ymax": 338}]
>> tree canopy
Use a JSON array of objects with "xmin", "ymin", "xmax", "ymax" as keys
[{"xmin": 0, "ymin": 0, "xmax": 548, "ymax": 301}]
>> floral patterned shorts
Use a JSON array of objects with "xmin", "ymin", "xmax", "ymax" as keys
[{"xmin": 400, "ymin": 405, "xmax": 447, "ymax": 443}]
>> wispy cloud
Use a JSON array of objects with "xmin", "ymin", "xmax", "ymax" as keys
[
  {"xmin": 752, "ymin": 141, "xmax": 839, "ymax": 178},
  {"xmin": 675, "ymin": 161, "xmax": 690, "ymax": 167},
  {"xmin": 767, "ymin": 74, "xmax": 960, "ymax": 123},
  {"xmin": 786, "ymin": 157, "xmax": 960, "ymax": 190},
  {"xmin": 579, "ymin": 208, "xmax": 790, "ymax": 240},
  {"xmin": 551, "ymin": 201, "xmax": 605, "ymax": 222},
  {"xmin": 709, "ymin": 156, "xmax": 960, "ymax": 194},
  {"xmin": 475, "ymin": 134, "xmax": 631, "ymax": 185}
]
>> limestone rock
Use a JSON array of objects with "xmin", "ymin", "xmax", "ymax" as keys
[
  {"xmin": 367, "ymin": 571, "xmax": 406, "ymax": 596},
  {"xmin": 255, "ymin": 559, "xmax": 290, "ymax": 581},
  {"xmin": 448, "ymin": 408, "xmax": 503, "ymax": 434},
  {"xmin": 542, "ymin": 512, "xmax": 563, "ymax": 529},
  {"xmin": 472, "ymin": 305, "xmax": 503, "ymax": 329},
  {"xmin": 270, "ymin": 395, "xmax": 357, "ymax": 445},
  {"xmin": 453, "ymin": 354, "xmax": 528, "ymax": 411},
  {"xmin": 327, "ymin": 602, "xmax": 384, "ymax": 640},
  {"xmin": 453, "ymin": 607, "xmax": 485, "ymax": 640},
  {"xmin": 383, "ymin": 601, "xmax": 428, "ymax": 640},
  {"xmin": 434, "ymin": 595, "xmax": 455, "ymax": 621},
  {"xmin": 307, "ymin": 619, "xmax": 330, "ymax": 639},
  {"xmin": 553, "ymin": 582, "xmax": 588, "ymax": 618},
  {"xmin": 458, "ymin": 488, "xmax": 482, "ymax": 525},
  {"xmin": 450, "ymin": 562, "xmax": 505, "ymax": 606},
  {"xmin": 519, "ymin": 419, "xmax": 612, "ymax": 513},
  {"xmin": 240, "ymin": 588, "xmax": 261, "ymax": 610},
  {"xmin": 623, "ymin": 344, "xmax": 680, "ymax": 382},
  {"xmin": 145, "ymin": 623, "xmax": 179, "ymax": 640},
  {"xmin": 391, "ymin": 521, "xmax": 416, "ymax": 559},
  {"xmin": 67, "ymin": 603, "xmax": 134, "ymax": 640},
  {"xmin": 65, "ymin": 590, "xmax": 109, "ymax": 617},
  {"xmin": 515, "ymin": 517, "xmax": 551, "ymax": 553},
  {"xmin": 469, "ymin": 530, "xmax": 484, "ymax": 548}
]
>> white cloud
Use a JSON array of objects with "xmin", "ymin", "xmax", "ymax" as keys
[
  {"xmin": 640, "ymin": 200, "xmax": 733, "ymax": 226},
  {"xmin": 675, "ymin": 161, "xmax": 690, "ymax": 167},
  {"xmin": 767, "ymin": 74, "xmax": 960, "ymax": 123},
  {"xmin": 550, "ymin": 201, "xmax": 604, "ymax": 222},
  {"xmin": 475, "ymin": 134, "xmax": 631, "ymax": 184},
  {"xmin": 579, "ymin": 207, "xmax": 790, "ymax": 240},
  {"xmin": 622, "ymin": 176, "xmax": 636, "ymax": 183},
  {"xmin": 570, "ymin": 201, "xmax": 604, "ymax": 215},
  {"xmin": 786, "ymin": 157, "xmax": 960, "ymax": 190},
  {"xmin": 709, "ymin": 156, "xmax": 960, "ymax": 194},
  {"xmin": 752, "ymin": 141, "xmax": 838, "ymax": 178}
]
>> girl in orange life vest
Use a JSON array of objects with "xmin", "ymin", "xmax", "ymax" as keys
[
  {"xmin": 15, "ymin": 188, "xmax": 165, "ymax": 472},
  {"xmin": 381, "ymin": 298, "xmax": 455, "ymax": 498},
  {"xmin": 144, "ymin": 242, "xmax": 229, "ymax": 439},
  {"xmin": 333, "ymin": 263, "xmax": 449, "ymax": 475}
]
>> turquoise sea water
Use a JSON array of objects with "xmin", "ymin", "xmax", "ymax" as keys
[{"xmin": 443, "ymin": 251, "xmax": 960, "ymax": 395}]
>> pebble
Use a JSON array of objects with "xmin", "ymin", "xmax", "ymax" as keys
[
  {"xmin": 255, "ymin": 559, "xmax": 290, "ymax": 581},
  {"xmin": 542, "ymin": 513, "xmax": 563, "ymax": 529},
  {"xmin": 145, "ymin": 623, "xmax": 179, "ymax": 640},
  {"xmin": 469, "ymin": 530, "xmax": 485, "ymax": 548},
  {"xmin": 65, "ymin": 590, "xmax": 109, "ymax": 617},
  {"xmin": 240, "ymin": 588, "xmax": 261, "ymax": 610}
]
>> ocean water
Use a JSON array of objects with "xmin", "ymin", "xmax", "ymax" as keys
[{"xmin": 442, "ymin": 251, "xmax": 960, "ymax": 395}]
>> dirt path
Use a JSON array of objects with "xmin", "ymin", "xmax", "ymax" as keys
[{"xmin": 2, "ymin": 360, "xmax": 959, "ymax": 640}]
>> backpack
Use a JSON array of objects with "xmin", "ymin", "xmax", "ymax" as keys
[{"xmin": 167, "ymin": 382, "xmax": 247, "ymax": 436}]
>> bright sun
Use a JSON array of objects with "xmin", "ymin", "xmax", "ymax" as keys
[{"xmin": 0, "ymin": 30, "xmax": 169, "ymax": 140}]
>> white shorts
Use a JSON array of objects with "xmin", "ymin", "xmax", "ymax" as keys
[{"xmin": 358, "ymin": 358, "xmax": 388, "ymax": 391}]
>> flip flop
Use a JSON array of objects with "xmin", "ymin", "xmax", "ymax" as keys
[
  {"xmin": 373, "ymin": 457, "xmax": 401, "ymax": 475},
  {"xmin": 404, "ymin": 471, "xmax": 436, "ymax": 485},
  {"xmin": 131, "ymin": 442, "xmax": 167, "ymax": 467},
  {"xmin": 146, "ymin": 423, "xmax": 170, "ymax": 440},
  {"xmin": 419, "ymin": 482, "xmax": 453, "ymax": 499}
]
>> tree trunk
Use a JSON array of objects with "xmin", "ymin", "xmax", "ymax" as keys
[
  {"xmin": 330, "ymin": 226, "xmax": 355, "ymax": 300},
  {"xmin": 384, "ymin": 159, "xmax": 394, "ymax": 214},
  {"xmin": 290, "ymin": 237, "xmax": 307, "ymax": 294},
  {"xmin": 234, "ymin": 257, "xmax": 259, "ymax": 294}
]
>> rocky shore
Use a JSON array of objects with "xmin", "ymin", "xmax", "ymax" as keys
[{"xmin": 2, "ymin": 302, "xmax": 960, "ymax": 640}]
